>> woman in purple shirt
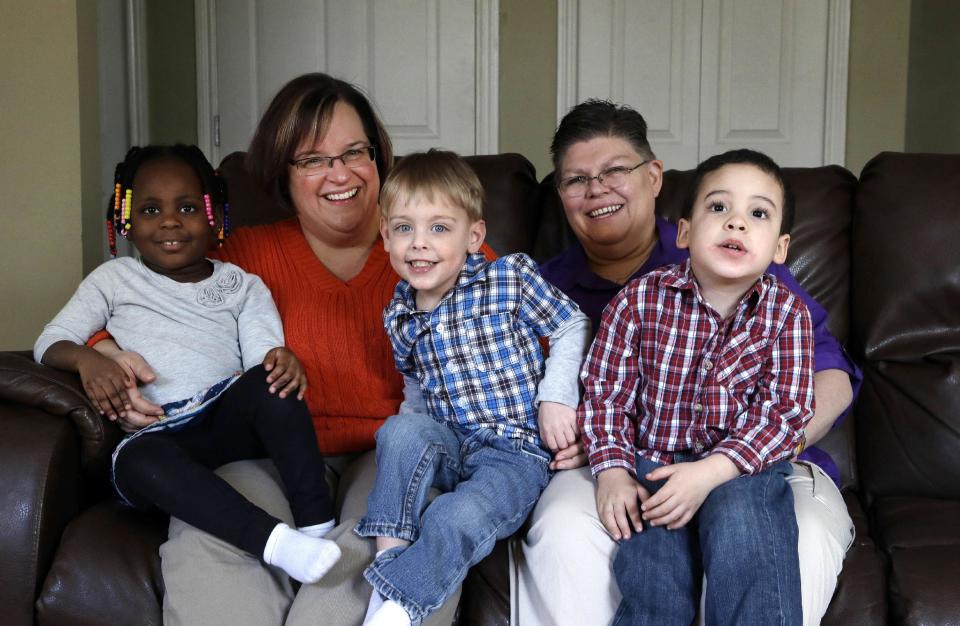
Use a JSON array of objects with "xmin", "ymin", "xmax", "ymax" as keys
[{"xmin": 512, "ymin": 100, "xmax": 860, "ymax": 626}]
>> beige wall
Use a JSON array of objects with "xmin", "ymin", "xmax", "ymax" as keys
[
  {"xmin": 845, "ymin": 0, "xmax": 912, "ymax": 176},
  {"xmin": 0, "ymin": 1, "xmax": 99, "ymax": 350},
  {"xmin": 905, "ymin": 0, "xmax": 960, "ymax": 153},
  {"xmin": 499, "ymin": 0, "xmax": 557, "ymax": 178}
]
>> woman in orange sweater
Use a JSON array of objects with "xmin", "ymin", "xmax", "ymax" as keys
[{"xmin": 101, "ymin": 73, "xmax": 460, "ymax": 626}]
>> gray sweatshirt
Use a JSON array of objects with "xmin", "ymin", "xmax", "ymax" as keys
[{"xmin": 35, "ymin": 257, "xmax": 283, "ymax": 408}]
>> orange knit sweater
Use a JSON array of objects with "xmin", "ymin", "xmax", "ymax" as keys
[{"xmin": 214, "ymin": 218, "xmax": 402, "ymax": 455}]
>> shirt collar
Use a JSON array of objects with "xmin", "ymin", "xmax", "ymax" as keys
[{"xmin": 663, "ymin": 259, "xmax": 771, "ymax": 316}]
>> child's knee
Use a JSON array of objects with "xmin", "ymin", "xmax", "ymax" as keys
[{"xmin": 375, "ymin": 413, "xmax": 437, "ymax": 449}]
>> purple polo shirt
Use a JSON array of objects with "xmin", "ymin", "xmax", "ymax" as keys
[{"xmin": 539, "ymin": 216, "xmax": 862, "ymax": 486}]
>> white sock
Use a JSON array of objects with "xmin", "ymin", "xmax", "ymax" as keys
[
  {"xmin": 363, "ymin": 549, "xmax": 390, "ymax": 625},
  {"xmin": 366, "ymin": 600, "xmax": 412, "ymax": 626},
  {"xmin": 363, "ymin": 588, "xmax": 386, "ymax": 624},
  {"xmin": 298, "ymin": 519, "xmax": 335, "ymax": 539},
  {"xmin": 263, "ymin": 523, "xmax": 341, "ymax": 584}
]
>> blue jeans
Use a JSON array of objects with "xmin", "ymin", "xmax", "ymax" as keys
[
  {"xmin": 355, "ymin": 413, "xmax": 550, "ymax": 625},
  {"xmin": 613, "ymin": 457, "xmax": 801, "ymax": 626}
]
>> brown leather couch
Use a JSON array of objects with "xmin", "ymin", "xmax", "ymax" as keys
[{"xmin": 2, "ymin": 151, "xmax": 957, "ymax": 625}]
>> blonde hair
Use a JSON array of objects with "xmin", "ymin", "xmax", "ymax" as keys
[{"xmin": 380, "ymin": 150, "xmax": 483, "ymax": 222}]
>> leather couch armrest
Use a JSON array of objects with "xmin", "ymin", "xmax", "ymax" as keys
[
  {"xmin": 0, "ymin": 351, "xmax": 121, "ymax": 476},
  {"xmin": 0, "ymin": 403, "xmax": 81, "ymax": 625}
]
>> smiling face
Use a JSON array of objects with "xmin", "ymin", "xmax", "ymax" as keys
[
  {"xmin": 287, "ymin": 101, "xmax": 380, "ymax": 245},
  {"xmin": 381, "ymin": 198, "xmax": 486, "ymax": 311},
  {"xmin": 127, "ymin": 158, "xmax": 215, "ymax": 282},
  {"xmin": 676, "ymin": 163, "xmax": 790, "ymax": 294},
  {"xmin": 556, "ymin": 135, "xmax": 663, "ymax": 255}
]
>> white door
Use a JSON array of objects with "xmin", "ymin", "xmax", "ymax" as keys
[
  {"xmin": 558, "ymin": 0, "xmax": 849, "ymax": 168},
  {"xmin": 196, "ymin": 0, "xmax": 498, "ymax": 164}
]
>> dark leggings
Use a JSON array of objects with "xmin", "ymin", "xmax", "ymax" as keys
[{"xmin": 112, "ymin": 365, "xmax": 333, "ymax": 557}]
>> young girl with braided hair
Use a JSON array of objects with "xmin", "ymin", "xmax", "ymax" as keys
[{"xmin": 35, "ymin": 144, "xmax": 341, "ymax": 585}]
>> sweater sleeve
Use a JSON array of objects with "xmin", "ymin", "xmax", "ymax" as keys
[
  {"xmin": 237, "ymin": 272, "xmax": 285, "ymax": 370},
  {"xmin": 34, "ymin": 263, "xmax": 117, "ymax": 363},
  {"xmin": 536, "ymin": 313, "xmax": 590, "ymax": 409}
]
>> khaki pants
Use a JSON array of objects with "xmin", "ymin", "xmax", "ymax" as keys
[
  {"xmin": 511, "ymin": 461, "xmax": 854, "ymax": 626},
  {"xmin": 160, "ymin": 452, "xmax": 461, "ymax": 626}
]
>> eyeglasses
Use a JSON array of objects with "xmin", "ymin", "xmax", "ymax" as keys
[
  {"xmin": 556, "ymin": 160, "xmax": 650, "ymax": 198},
  {"xmin": 289, "ymin": 145, "xmax": 376, "ymax": 177}
]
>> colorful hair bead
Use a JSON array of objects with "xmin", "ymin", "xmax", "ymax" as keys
[
  {"xmin": 106, "ymin": 219, "xmax": 117, "ymax": 257},
  {"xmin": 204, "ymin": 193, "xmax": 215, "ymax": 227},
  {"xmin": 113, "ymin": 183, "xmax": 122, "ymax": 221},
  {"xmin": 123, "ymin": 189, "xmax": 133, "ymax": 232}
]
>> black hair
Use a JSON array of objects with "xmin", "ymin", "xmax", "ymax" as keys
[
  {"xmin": 681, "ymin": 149, "xmax": 795, "ymax": 235},
  {"xmin": 106, "ymin": 144, "xmax": 230, "ymax": 255},
  {"xmin": 550, "ymin": 99, "xmax": 655, "ymax": 171}
]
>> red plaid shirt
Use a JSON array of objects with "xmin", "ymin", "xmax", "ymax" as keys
[{"xmin": 580, "ymin": 260, "xmax": 815, "ymax": 477}]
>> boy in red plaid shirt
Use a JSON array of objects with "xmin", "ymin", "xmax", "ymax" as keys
[{"xmin": 580, "ymin": 149, "xmax": 814, "ymax": 625}]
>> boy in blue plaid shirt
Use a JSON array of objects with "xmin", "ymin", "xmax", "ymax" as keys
[{"xmin": 356, "ymin": 150, "xmax": 590, "ymax": 626}]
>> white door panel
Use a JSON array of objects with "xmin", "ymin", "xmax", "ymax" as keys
[
  {"xmin": 198, "ymin": 0, "xmax": 496, "ymax": 163},
  {"xmin": 559, "ymin": 0, "xmax": 848, "ymax": 168}
]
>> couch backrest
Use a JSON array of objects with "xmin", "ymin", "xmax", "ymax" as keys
[
  {"xmin": 852, "ymin": 152, "xmax": 960, "ymax": 501},
  {"xmin": 217, "ymin": 151, "xmax": 542, "ymax": 258}
]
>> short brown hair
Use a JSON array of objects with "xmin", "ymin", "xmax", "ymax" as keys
[
  {"xmin": 246, "ymin": 73, "xmax": 393, "ymax": 211},
  {"xmin": 380, "ymin": 150, "xmax": 484, "ymax": 222},
  {"xmin": 551, "ymin": 99, "xmax": 655, "ymax": 171}
]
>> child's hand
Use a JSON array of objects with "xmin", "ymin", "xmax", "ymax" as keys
[
  {"xmin": 538, "ymin": 401, "xmax": 579, "ymax": 453},
  {"xmin": 596, "ymin": 467, "xmax": 650, "ymax": 541},
  {"xmin": 263, "ymin": 347, "xmax": 308, "ymax": 400},
  {"xmin": 641, "ymin": 455, "xmax": 740, "ymax": 529},
  {"xmin": 75, "ymin": 349, "xmax": 134, "ymax": 420}
]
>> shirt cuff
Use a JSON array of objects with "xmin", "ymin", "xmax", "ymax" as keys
[{"xmin": 588, "ymin": 446, "xmax": 636, "ymax": 478}]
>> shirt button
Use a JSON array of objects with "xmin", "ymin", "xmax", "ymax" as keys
[
  {"xmin": 694, "ymin": 442, "xmax": 704, "ymax": 453},
  {"xmin": 447, "ymin": 362, "xmax": 458, "ymax": 373},
  {"xmin": 703, "ymin": 360, "xmax": 713, "ymax": 371},
  {"xmin": 435, "ymin": 323, "xmax": 445, "ymax": 334},
  {"xmin": 694, "ymin": 403, "xmax": 704, "ymax": 412}
]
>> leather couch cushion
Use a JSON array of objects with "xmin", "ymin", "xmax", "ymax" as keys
[
  {"xmin": 873, "ymin": 497, "xmax": 960, "ymax": 625},
  {"xmin": 822, "ymin": 492, "xmax": 888, "ymax": 626},
  {"xmin": 853, "ymin": 153, "xmax": 960, "ymax": 499},
  {"xmin": 37, "ymin": 501, "xmax": 166, "ymax": 626}
]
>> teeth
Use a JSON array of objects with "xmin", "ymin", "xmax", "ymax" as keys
[
  {"xmin": 409, "ymin": 260, "xmax": 433, "ymax": 268},
  {"xmin": 325, "ymin": 188, "xmax": 359, "ymax": 201},
  {"xmin": 723, "ymin": 243, "xmax": 742, "ymax": 251},
  {"xmin": 588, "ymin": 204, "xmax": 622, "ymax": 218}
]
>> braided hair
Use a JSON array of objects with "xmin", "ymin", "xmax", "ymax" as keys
[{"xmin": 107, "ymin": 144, "xmax": 231, "ymax": 256}]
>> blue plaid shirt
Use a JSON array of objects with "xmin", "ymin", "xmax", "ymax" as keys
[{"xmin": 384, "ymin": 253, "xmax": 582, "ymax": 446}]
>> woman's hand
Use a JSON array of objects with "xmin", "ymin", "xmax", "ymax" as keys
[
  {"xmin": 549, "ymin": 439, "xmax": 588, "ymax": 471},
  {"xmin": 91, "ymin": 344, "xmax": 164, "ymax": 432},
  {"xmin": 595, "ymin": 467, "xmax": 649, "ymax": 540},
  {"xmin": 263, "ymin": 347, "xmax": 308, "ymax": 400},
  {"xmin": 114, "ymin": 385, "xmax": 164, "ymax": 432}
]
